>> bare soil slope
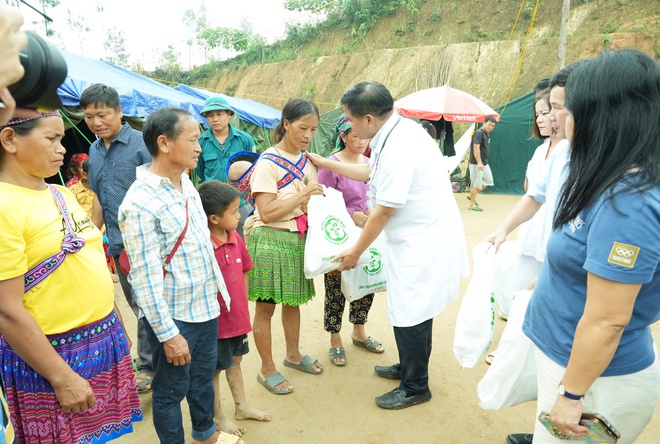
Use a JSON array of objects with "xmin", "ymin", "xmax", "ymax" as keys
[{"xmin": 196, "ymin": 0, "xmax": 659, "ymax": 113}]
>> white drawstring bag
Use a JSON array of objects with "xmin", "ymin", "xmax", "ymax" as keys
[
  {"xmin": 477, "ymin": 289, "xmax": 537, "ymax": 409},
  {"xmin": 341, "ymin": 233, "xmax": 387, "ymax": 301},
  {"xmin": 453, "ymin": 242, "xmax": 496, "ymax": 368},
  {"xmin": 304, "ymin": 187, "xmax": 369, "ymax": 278}
]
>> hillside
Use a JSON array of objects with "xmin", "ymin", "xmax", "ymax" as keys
[{"xmin": 188, "ymin": 0, "xmax": 659, "ymax": 113}]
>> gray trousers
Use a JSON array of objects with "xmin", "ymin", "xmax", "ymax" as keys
[
  {"xmin": 113, "ymin": 254, "xmax": 154, "ymax": 375},
  {"xmin": 237, "ymin": 203, "xmax": 253, "ymax": 239}
]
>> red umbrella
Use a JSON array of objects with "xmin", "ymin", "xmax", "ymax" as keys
[{"xmin": 394, "ymin": 84, "xmax": 499, "ymax": 123}]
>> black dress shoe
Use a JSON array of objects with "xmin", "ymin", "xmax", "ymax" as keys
[
  {"xmin": 375, "ymin": 387, "xmax": 432, "ymax": 409},
  {"xmin": 506, "ymin": 433, "xmax": 533, "ymax": 444},
  {"xmin": 374, "ymin": 363, "xmax": 401, "ymax": 380}
]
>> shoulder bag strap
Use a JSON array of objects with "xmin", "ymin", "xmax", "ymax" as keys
[
  {"xmin": 24, "ymin": 186, "xmax": 86, "ymax": 293},
  {"xmin": 261, "ymin": 152, "xmax": 307, "ymax": 190},
  {"xmin": 164, "ymin": 199, "xmax": 189, "ymax": 267}
]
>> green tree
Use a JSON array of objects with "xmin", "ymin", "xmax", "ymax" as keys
[
  {"xmin": 40, "ymin": 0, "xmax": 60, "ymax": 37},
  {"xmin": 182, "ymin": 2, "xmax": 211, "ymax": 63},
  {"xmin": 155, "ymin": 44, "xmax": 183, "ymax": 81},
  {"xmin": 66, "ymin": 9, "xmax": 90, "ymax": 54},
  {"xmin": 103, "ymin": 28, "xmax": 130, "ymax": 68},
  {"xmin": 201, "ymin": 26, "xmax": 251, "ymax": 54},
  {"xmin": 283, "ymin": 0, "xmax": 334, "ymax": 13},
  {"xmin": 14, "ymin": 0, "xmax": 61, "ymax": 37},
  {"xmin": 160, "ymin": 44, "xmax": 180, "ymax": 67}
]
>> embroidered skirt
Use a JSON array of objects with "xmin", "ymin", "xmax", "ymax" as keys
[
  {"xmin": 0, "ymin": 311, "xmax": 142, "ymax": 444},
  {"xmin": 248, "ymin": 226, "xmax": 315, "ymax": 306}
]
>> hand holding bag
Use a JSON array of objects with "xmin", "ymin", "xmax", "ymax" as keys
[
  {"xmin": 341, "ymin": 233, "xmax": 387, "ymax": 301},
  {"xmin": 303, "ymin": 187, "xmax": 369, "ymax": 278}
]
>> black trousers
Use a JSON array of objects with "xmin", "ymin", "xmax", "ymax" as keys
[
  {"xmin": 323, "ymin": 271, "xmax": 374, "ymax": 333},
  {"xmin": 393, "ymin": 318, "xmax": 433, "ymax": 395}
]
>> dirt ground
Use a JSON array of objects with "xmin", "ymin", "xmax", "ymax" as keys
[{"xmin": 113, "ymin": 193, "xmax": 660, "ymax": 444}]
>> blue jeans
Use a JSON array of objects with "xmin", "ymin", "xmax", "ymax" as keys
[
  {"xmin": 145, "ymin": 318, "xmax": 218, "ymax": 444},
  {"xmin": 393, "ymin": 318, "xmax": 433, "ymax": 395}
]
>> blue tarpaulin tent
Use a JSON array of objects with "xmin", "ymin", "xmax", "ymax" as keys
[
  {"xmin": 58, "ymin": 51, "xmax": 206, "ymax": 122},
  {"xmin": 56, "ymin": 51, "xmax": 282, "ymax": 153},
  {"xmin": 57, "ymin": 52, "xmax": 280, "ymax": 132},
  {"xmin": 175, "ymin": 84, "xmax": 281, "ymax": 129}
]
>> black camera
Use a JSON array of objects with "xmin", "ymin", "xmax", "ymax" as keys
[{"xmin": 8, "ymin": 31, "xmax": 67, "ymax": 111}]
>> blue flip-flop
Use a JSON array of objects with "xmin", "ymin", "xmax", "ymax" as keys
[
  {"xmin": 257, "ymin": 372, "xmax": 293, "ymax": 395},
  {"xmin": 283, "ymin": 355, "xmax": 323, "ymax": 375}
]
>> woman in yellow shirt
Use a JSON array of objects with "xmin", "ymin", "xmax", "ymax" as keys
[{"xmin": 0, "ymin": 111, "xmax": 141, "ymax": 443}]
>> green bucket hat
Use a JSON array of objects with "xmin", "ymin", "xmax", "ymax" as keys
[{"xmin": 201, "ymin": 95, "xmax": 234, "ymax": 117}]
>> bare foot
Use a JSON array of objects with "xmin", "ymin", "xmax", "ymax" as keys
[
  {"xmin": 191, "ymin": 430, "xmax": 219, "ymax": 444},
  {"xmin": 235, "ymin": 405, "xmax": 272, "ymax": 422},
  {"xmin": 214, "ymin": 416, "xmax": 245, "ymax": 437}
]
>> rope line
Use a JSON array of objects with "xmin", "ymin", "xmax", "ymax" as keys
[
  {"xmin": 484, "ymin": 0, "xmax": 526, "ymax": 104},
  {"xmin": 498, "ymin": 0, "xmax": 540, "ymax": 115}
]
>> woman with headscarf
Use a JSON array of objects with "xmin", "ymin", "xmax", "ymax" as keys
[
  {"xmin": 66, "ymin": 154, "xmax": 94, "ymax": 217},
  {"xmin": 317, "ymin": 115, "xmax": 384, "ymax": 366},
  {"xmin": 65, "ymin": 153, "xmax": 89, "ymax": 187},
  {"xmin": 0, "ymin": 110, "xmax": 141, "ymax": 443}
]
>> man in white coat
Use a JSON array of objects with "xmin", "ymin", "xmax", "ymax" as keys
[{"xmin": 307, "ymin": 81, "xmax": 469, "ymax": 409}]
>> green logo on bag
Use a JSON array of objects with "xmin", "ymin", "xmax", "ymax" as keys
[
  {"xmin": 364, "ymin": 248, "xmax": 383, "ymax": 275},
  {"xmin": 323, "ymin": 216, "xmax": 348, "ymax": 244}
]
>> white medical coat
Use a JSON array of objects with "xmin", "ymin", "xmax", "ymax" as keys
[{"xmin": 368, "ymin": 114, "xmax": 470, "ymax": 327}]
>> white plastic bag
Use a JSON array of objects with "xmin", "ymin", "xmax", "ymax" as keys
[
  {"xmin": 477, "ymin": 289, "xmax": 537, "ymax": 409},
  {"xmin": 341, "ymin": 234, "xmax": 387, "ymax": 301},
  {"xmin": 493, "ymin": 242, "xmax": 519, "ymax": 318},
  {"xmin": 303, "ymin": 187, "xmax": 369, "ymax": 278},
  {"xmin": 453, "ymin": 242, "xmax": 496, "ymax": 368}
]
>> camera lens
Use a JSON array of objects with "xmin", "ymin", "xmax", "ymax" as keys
[{"xmin": 8, "ymin": 31, "xmax": 67, "ymax": 111}]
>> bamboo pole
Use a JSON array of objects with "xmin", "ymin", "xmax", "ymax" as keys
[{"xmin": 558, "ymin": 0, "xmax": 571, "ymax": 69}]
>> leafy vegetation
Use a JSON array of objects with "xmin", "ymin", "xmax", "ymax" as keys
[
  {"xmin": 176, "ymin": 0, "xmax": 421, "ymax": 73},
  {"xmin": 103, "ymin": 28, "xmax": 130, "ymax": 69}
]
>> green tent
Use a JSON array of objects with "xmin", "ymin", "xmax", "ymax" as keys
[
  {"xmin": 309, "ymin": 107, "xmax": 344, "ymax": 157},
  {"xmin": 227, "ymin": 113, "xmax": 274, "ymax": 154},
  {"xmin": 484, "ymin": 92, "xmax": 543, "ymax": 195}
]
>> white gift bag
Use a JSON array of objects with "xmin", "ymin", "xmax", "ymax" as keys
[
  {"xmin": 453, "ymin": 242, "xmax": 496, "ymax": 368},
  {"xmin": 493, "ymin": 241, "xmax": 519, "ymax": 318},
  {"xmin": 477, "ymin": 289, "xmax": 537, "ymax": 409},
  {"xmin": 304, "ymin": 187, "xmax": 369, "ymax": 278},
  {"xmin": 341, "ymin": 233, "xmax": 387, "ymax": 301}
]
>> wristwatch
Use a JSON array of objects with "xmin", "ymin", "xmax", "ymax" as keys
[{"xmin": 558, "ymin": 382, "xmax": 583, "ymax": 400}]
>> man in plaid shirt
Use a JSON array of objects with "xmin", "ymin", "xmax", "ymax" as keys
[{"xmin": 119, "ymin": 107, "xmax": 229, "ymax": 444}]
